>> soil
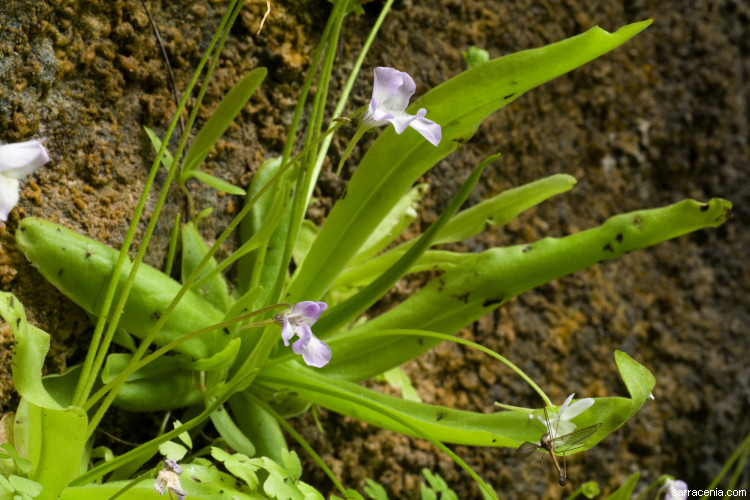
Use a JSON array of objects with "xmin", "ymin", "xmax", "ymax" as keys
[{"xmin": 1, "ymin": 0, "xmax": 748, "ymax": 498}]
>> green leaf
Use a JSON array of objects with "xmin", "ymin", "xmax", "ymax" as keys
[
  {"xmin": 102, "ymin": 354, "xmax": 202, "ymax": 411},
  {"xmin": 14, "ymin": 400, "xmax": 87, "ymax": 500},
  {"xmin": 186, "ymin": 338, "xmax": 241, "ymax": 371},
  {"xmin": 143, "ymin": 126, "xmax": 174, "ymax": 170},
  {"xmin": 0, "ymin": 474, "xmax": 12, "ymax": 493},
  {"xmin": 158, "ymin": 440, "xmax": 187, "ymax": 461},
  {"xmin": 280, "ymin": 448, "xmax": 302, "ymax": 481},
  {"xmin": 0, "ymin": 294, "xmax": 59, "ymax": 409},
  {"xmin": 379, "ymin": 367, "xmax": 422, "ymax": 403},
  {"xmin": 324, "ymin": 198, "xmax": 731, "ymax": 380},
  {"xmin": 292, "ymin": 220, "xmax": 319, "ymax": 266},
  {"xmin": 604, "ymin": 472, "xmax": 640, "ymax": 500},
  {"xmin": 288, "ymin": 20, "xmax": 653, "ymax": 303},
  {"xmin": 211, "ymin": 447, "xmax": 261, "ymax": 490},
  {"xmin": 0, "ymin": 293, "xmax": 88, "ymax": 500},
  {"xmin": 349, "ymin": 183, "xmax": 428, "ymax": 266},
  {"xmin": 261, "ymin": 349, "xmax": 653, "ymax": 451},
  {"xmin": 181, "ymin": 221, "xmax": 233, "ymax": 312},
  {"xmin": 332, "ymin": 174, "xmax": 576, "ymax": 290},
  {"xmin": 363, "ymin": 479, "xmax": 388, "ymax": 500},
  {"xmin": 186, "ymin": 169, "xmax": 247, "ymax": 195},
  {"xmin": 181, "ymin": 68, "xmax": 267, "ymax": 179},
  {"xmin": 333, "ymin": 490, "xmax": 365, "ymax": 500},
  {"xmin": 173, "ymin": 419, "xmax": 193, "ymax": 449},
  {"xmin": 436, "ymin": 174, "xmax": 576, "ymax": 244},
  {"xmin": 7, "ymin": 476, "xmax": 42, "ymax": 497},
  {"xmin": 209, "ymin": 406, "xmax": 256, "ymax": 458},
  {"xmin": 16, "ymin": 218, "xmax": 227, "ymax": 359},
  {"xmin": 236, "ymin": 156, "xmax": 293, "ymax": 300},
  {"xmin": 0, "ymin": 445, "xmax": 31, "ymax": 475},
  {"xmin": 229, "ymin": 392, "xmax": 288, "ymax": 465}
]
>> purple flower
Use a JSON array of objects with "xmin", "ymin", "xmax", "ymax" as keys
[
  {"xmin": 275, "ymin": 301, "xmax": 331, "ymax": 368},
  {"xmin": 663, "ymin": 478, "xmax": 688, "ymax": 500},
  {"xmin": 0, "ymin": 139, "xmax": 50, "ymax": 221},
  {"xmin": 361, "ymin": 67, "xmax": 441, "ymax": 146}
]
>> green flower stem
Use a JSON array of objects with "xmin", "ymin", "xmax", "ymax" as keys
[
  {"xmin": 71, "ymin": 0, "xmax": 242, "ymax": 408},
  {"xmin": 164, "ymin": 212, "xmax": 181, "ymax": 276},
  {"xmin": 305, "ymin": 0, "xmax": 395, "ymax": 204},
  {"xmin": 279, "ymin": 1, "xmax": 338, "ymax": 165},
  {"xmin": 335, "ymin": 126, "xmax": 367, "ymax": 174}
]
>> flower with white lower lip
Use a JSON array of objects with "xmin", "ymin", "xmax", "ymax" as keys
[
  {"xmin": 0, "ymin": 139, "xmax": 49, "ymax": 222},
  {"xmin": 275, "ymin": 301, "xmax": 331, "ymax": 368},
  {"xmin": 360, "ymin": 67, "xmax": 441, "ymax": 146}
]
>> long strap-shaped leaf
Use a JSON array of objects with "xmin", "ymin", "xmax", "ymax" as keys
[
  {"xmin": 320, "ymin": 198, "xmax": 731, "ymax": 381},
  {"xmin": 287, "ymin": 20, "xmax": 653, "ymax": 302},
  {"xmin": 259, "ymin": 351, "xmax": 653, "ymax": 449}
]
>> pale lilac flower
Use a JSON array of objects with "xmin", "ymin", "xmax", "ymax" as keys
[
  {"xmin": 538, "ymin": 393, "xmax": 594, "ymax": 439},
  {"xmin": 275, "ymin": 301, "xmax": 331, "ymax": 368},
  {"xmin": 361, "ymin": 67, "xmax": 441, "ymax": 146},
  {"xmin": 663, "ymin": 478, "xmax": 688, "ymax": 500},
  {"xmin": 155, "ymin": 459, "xmax": 187, "ymax": 500},
  {"xmin": 0, "ymin": 139, "xmax": 49, "ymax": 221}
]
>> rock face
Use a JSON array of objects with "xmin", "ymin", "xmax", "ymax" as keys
[{"xmin": 1, "ymin": 0, "xmax": 747, "ymax": 497}]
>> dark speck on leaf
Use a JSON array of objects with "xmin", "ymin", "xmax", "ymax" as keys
[
  {"xmin": 20, "ymin": 226, "xmax": 25, "ymax": 231},
  {"xmin": 58, "ymin": 269, "xmax": 64, "ymax": 275},
  {"xmin": 418, "ymin": 338, "xmax": 424, "ymax": 346},
  {"xmin": 16, "ymin": 318, "xmax": 21, "ymax": 328},
  {"xmin": 9, "ymin": 297, "xmax": 14, "ymax": 308},
  {"xmin": 56, "ymin": 228, "xmax": 61, "ymax": 232},
  {"xmin": 437, "ymin": 411, "xmax": 444, "ymax": 421},
  {"xmin": 700, "ymin": 203, "xmax": 710, "ymax": 212},
  {"xmin": 223, "ymin": 328, "xmax": 230, "ymax": 335},
  {"xmin": 633, "ymin": 216, "xmax": 642, "ymax": 229},
  {"xmin": 504, "ymin": 92, "xmax": 515, "ymax": 100},
  {"xmin": 603, "ymin": 243, "xmax": 614, "ymax": 253},
  {"xmin": 151, "ymin": 311, "xmax": 161, "ymax": 320},
  {"xmin": 483, "ymin": 296, "xmax": 503, "ymax": 307},
  {"xmin": 86, "ymin": 249, "xmax": 92, "ymax": 258},
  {"xmin": 523, "ymin": 245, "xmax": 532, "ymax": 252},
  {"xmin": 191, "ymin": 476, "xmax": 201, "ymax": 483},
  {"xmin": 616, "ymin": 233, "xmax": 623, "ymax": 243},
  {"xmin": 454, "ymin": 292, "xmax": 470, "ymax": 303}
]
